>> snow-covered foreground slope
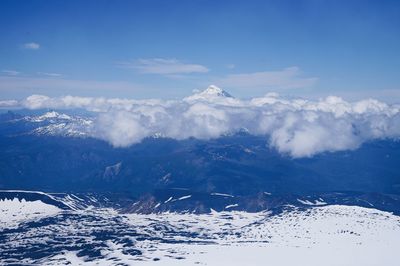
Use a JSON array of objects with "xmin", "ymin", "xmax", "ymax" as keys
[
  {"xmin": 1, "ymin": 203, "xmax": 399, "ymax": 265},
  {"xmin": 126, "ymin": 206, "xmax": 400, "ymax": 266},
  {"xmin": 0, "ymin": 198, "xmax": 61, "ymax": 229}
]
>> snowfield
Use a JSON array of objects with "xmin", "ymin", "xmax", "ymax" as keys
[
  {"xmin": 126, "ymin": 206, "xmax": 400, "ymax": 266},
  {"xmin": 1, "ymin": 203, "xmax": 399, "ymax": 265},
  {"xmin": 0, "ymin": 198, "xmax": 61, "ymax": 229}
]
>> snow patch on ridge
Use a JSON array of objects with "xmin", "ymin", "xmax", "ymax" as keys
[{"xmin": 297, "ymin": 198, "xmax": 327, "ymax": 206}]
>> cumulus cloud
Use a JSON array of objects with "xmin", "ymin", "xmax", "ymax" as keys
[
  {"xmin": 22, "ymin": 42, "xmax": 40, "ymax": 50},
  {"xmin": 117, "ymin": 58, "xmax": 209, "ymax": 75},
  {"xmin": 95, "ymin": 110, "xmax": 150, "ymax": 147},
  {"xmin": 4, "ymin": 86, "xmax": 400, "ymax": 158},
  {"xmin": 217, "ymin": 67, "xmax": 317, "ymax": 89}
]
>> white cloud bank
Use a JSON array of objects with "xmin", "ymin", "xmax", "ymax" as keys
[{"xmin": 4, "ymin": 85, "xmax": 400, "ymax": 158}]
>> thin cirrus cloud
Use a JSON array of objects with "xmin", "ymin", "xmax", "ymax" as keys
[
  {"xmin": 37, "ymin": 72, "xmax": 63, "ymax": 77},
  {"xmin": 117, "ymin": 58, "xmax": 209, "ymax": 75},
  {"xmin": 2, "ymin": 70, "xmax": 62, "ymax": 78},
  {"xmin": 217, "ymin": 67, "xmax": 318, "ymax": 90},
  {"xmin": 2, "ymin": 70, "xmax": 20, "ymax": 76},
  {"xmin": 22, "ymin": 42, "xmax": 40, "ymax": 50},
  {"xmin": 0, "ymin": 76, "xmax": 144, "ymax": 96}
]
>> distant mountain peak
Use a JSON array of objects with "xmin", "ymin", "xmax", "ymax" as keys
[
  {"xmin": 41, "ymin": 111, "xmax": 61, "ymax": 118},
  {"xmin": 36, "ymin": 111, "xmax": 72, "ymax": 121},
  {"xmin": 185, "ymin": 85, "xmax": 233, "ymax": 101},
  {"xmin": 201, "ymin": 85, "xmax": 233, "ymax": 98}
]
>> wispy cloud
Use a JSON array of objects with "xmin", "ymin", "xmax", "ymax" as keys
[
  {"xmin": 0, "ymin": 99, "xmax": 18, "ymax": 107},
  {"xmin": 117, "ymin": 58, "xmax": 209, "ymax": 76},
  {"xmin": 0, "ymin": 76, "xmax": 144, "ymax": 95},
  {"xmin": 2, "ymin": 70, "xmax": 63, "ymax": 78},
  {"xmin": 37, "ymin": 72, "xmax": 63, "ymax": 77},
  {"xmin": 217, "ymin": 67, "xmax": 317, "ymax": 90},
  {"xmin": 22, "ymin": 42, "xmax": 40, "ymax": 50},
  {"xmin": 2, "ymin": 70, "xmax": 20, "ymax": 76}
]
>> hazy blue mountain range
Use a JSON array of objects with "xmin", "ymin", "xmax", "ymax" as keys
[{"xmin": 1, "ymin": 109, "xmax": 399, "ymax": 214}]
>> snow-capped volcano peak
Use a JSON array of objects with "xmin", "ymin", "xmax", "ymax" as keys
[
  {"xmin": 35, "ymin": 111, "xmax": 72, "ymax": 121},
  {"xmin": 184, "ymin": 85, "xmax": 233, "ymax": 101},
  {"xmin": 201, "ymin": 85, "xmax": 233, "ymax": 98}
]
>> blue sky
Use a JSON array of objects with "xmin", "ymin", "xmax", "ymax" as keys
[{"xmin": 1, "ymin": 0, "xmax": 400, "ymax": 101}]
